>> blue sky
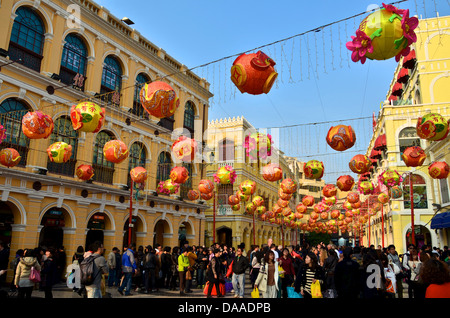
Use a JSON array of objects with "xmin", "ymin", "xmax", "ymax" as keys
[{"xmin": 94, "ymin": 0, "xmax": 449, "ymax": 182}]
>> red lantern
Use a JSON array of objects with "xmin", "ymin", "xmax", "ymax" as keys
[
  {"xmin": 337, "ymin": 175, "xmax": 355, "ymax": 192},
  {"xmin": 262, "ymin": 163, "xmax": 283, "ymax": 182},
  {"xmin": 331, "ymin": 210, "xmax": 340, "ymax": 219},
  {"xmin": 199, "ymin": 179, "xmax": 214, "ymax": 194},
  {"xmin": 302, "ymin": 196, "xmax": 315, "ymax": 207},
  {"xmin": 170, "ymin": 166, "xmax": 189, "ymax": 184},
  {"xmin": 280, "ymin": 178, "xmax": 297, "ymax": 194},
  {"xmin": 347, "ymin": 192, "xmax": 360, "ymax": 204},
  {"xmin": 272, "ymin": 204, "xmax": 282, "ymax": 215},
  {"xmin": 310, "ymin": 212, "xmax": 319, "ymax": 220},
  {"xmin": 349, "ymin": 154, "xmax": 371, "ymax": 174},
  {"xmin": 171, "ymin": 136, "xmax": 198, "ymax": 163},
  {"xmin": 76, "ymin": 164, "xmax": 94, "ymax": 181},
  {"xmin": 401, "ymin": 146, "xmax": 426, "ymax": 167},
  {"xmin": 320, "ymin": 212, "xmax": 329, "ymax": 220},
  {"xmin": 201, "ymin": 192, "xmax": 214, "ymax": 201},
  {"xmin": 230, "ymin": 50, "xmax": 278, "ymax": 95},
  {"xmin": 296, "ymin": 203, "xmax": 307, "ymax": 214},
  {"xmin": 228, "ymin": 194, "xmax": 240, "ymax": 205},
  {"xmin": 278, "ymin": 188, "xmax": 292, "ymax": 201},
  {"xmin": 130, "ymin": 167, "xmax": 148, "ymax": 183},
  {"xmin": 139, "ymin": 81, "xmax": 180, "ymax": 118},
  {"xmin": 351, "ymin": 201, "xmax": 361, "ymax": 209},
  {"xmin": 323, "ymin": 184, "xmax": 337, "ymax": 198},
  {"xmin": 282, "ymin": 207, "xmax": 292, "ymax": 217},
  {"xmin": 277, "ymin": 198, "xmax": 289, "ymax": 208},
  {"xmin": 0, "ymin": 148, "xmax": 21, "ymax": 167},
  {"xmin": 188, "ymin": 190, "xmax": 200, "ymax": 201},
  {"xmin": 325, "ymin": 125, "xmax": 356, "ymax": 151},
  {"xmin": 21, "ymin": 110, "xmax": 54, "ymax": 139},
  {"xmin": 103, "ymin": 140, "xmax": 129, "ymax": 164},
  {"xmin": 378, "ymin": 193, "xmax": 390, "ymax": 204},
  {"xmin": 428, "ymin": 161, "xmax": 450, "ymax": 179}
]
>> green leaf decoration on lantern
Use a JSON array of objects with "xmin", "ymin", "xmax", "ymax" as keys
[
  {"xmin": 370, "ymin": 28, "xmax": 383, "ymax": 40},
  {"xmin": 82, "ymin": 114, "xmax": 93, "ymax": 123}
]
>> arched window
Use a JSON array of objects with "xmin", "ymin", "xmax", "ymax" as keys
[
  {"xmin": 399, "ymin": 127, "xmax": 420, "ymax": 158},
  {"xmin": 403, "ymin": 174, "xmax": 428, "ymax": 210},
  {"xmin": 218, "ymin": 139, "xmax": 234, "ymax": 162},
  {"xmin": 92, "ymin": 131, "xmax": 115, "ymax": 184},
  {"xmin": 100, "ymin": 56, "xmax": 122, "ymax": 106},
  {"xmin": 60, "ymin": 34, "xmax": 88, "ymax": 90},
  {"xmin": 0, "ymin": 98, "xmax": 31, "ymax": 166},
  {"xmin": 47, "ymin": 116, "xmax": 78, "ymax": 176},
  {"xmin": 156, "ymin": 151, "xmax": 172, "ymax": 187},
  {"xmin": 132, "ymin": 73, "xmax": 150, "ymax": 118},
  {"xmin": 9, "ymin": 6, "xmax": 45, "ymax": 72},
  {"xmin": 183, "ymin": 101, "xmax": 195, "ymax": 136},
  {"xmin": 127, "ymin": 142, "xmax": 147, "ymax": 187}
]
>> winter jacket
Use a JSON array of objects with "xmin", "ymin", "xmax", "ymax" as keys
[
  {"xmin": 144, "ymin": 252, "xmax": 157, "ymax": 270},
  {"xmin": 294, "ymin": 263, "xmax": 325, "ymax": 294},
  {"xmin": 334, "ymin": 257, "xmax": 361, "ymax": 298},
  {"xmin": 255, "ymin": 261, "xmax": 279, "ymax": 293},
  {"xmin": 121, "ymin": 249, "xmax": 137, "ymax": 273},
  {"xmin": 14, "ymin": 257, "xmax": 41, "ymax": 287},
  {"xmin": 107, "ymin": 252, "xmax": 116, "ymax": 269},
  {"xmin": 41, "ymin": 257, "xmax": 59, "ymax": 288},
  {"xmin": 178, "ymin": 254, "xmax": 190, "ymax": 272},
  {"xmin": 232, "ymin": 255, "xmax": 249, "ymax": 275}
]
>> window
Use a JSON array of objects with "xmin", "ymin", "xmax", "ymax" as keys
[
  {"xmin": 157, "ymin": 115, "xmax": 174, "ymax": 131},
  {"xmin": 92, "ymin": 131, "xmax": 115, "ymax": 184},
  {"xmin": 218, "ymin": 139, "xmax": 234, "ymax": 162},
  {"xmin": 217, "ymin": 184, "xmax": 234, "ymax": 206},
  {"xmin": 60, "ymin": 34, "xmax": 88, "ymax": 90},
  {"xmin": 47, "ymin": 116, "xmax": 78, "ymax": 176},
  {"xmin": 440, "ymin": 178, "xmax": 450, "ymax": 205},
  {"xmin": 156, "ymin": 152, "xmax": 172, "ymax": 187},
  {"xmin": 127, "ymin": 142, "xmax": 146, "ymax": 187},
  {"xmin": 403, "ymin": 174, "xmax": 428, "ymax": 209},
  {"xmin": 132, "ymin": 73, "xmax": 150, "ymax": 118},
  {"xmin": 0, "ymin": 98, "xmax": 30, "ymax": 166},
  {"xmin": 183, "ymin": 101, "xmax": 195, "ymax": 136},
  {"xmin": 100, "ymin": 56, "xmax": 122, "ymax": 106},
  {"xmin": 9, "ymin": 6, "xmax": 45, "ymax": 72},
  {"xmin": 179, "ymin": 163, "xmax": 193, "ymax": 199},
  {"xmin": 399, "ymin": 127, "xmax": 420, "ymax": 158}
]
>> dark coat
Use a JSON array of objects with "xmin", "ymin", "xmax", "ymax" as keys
[
  {"xmin": 334, "ymin": 257, "xmax": 361, "ymax": 298},
  {"xmin": 41, "ymin": 258, "xmax": 59, "ymax": 288},
  {"xmin": 294, "ymin": 264, "xmax": 325, "ymax": 293}
]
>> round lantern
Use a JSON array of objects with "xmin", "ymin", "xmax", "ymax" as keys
[
  {"xmin": 278, "ymin": 188, "xmax": 292, "ymax": 201},
  {"xmin": 232, "ymin": 204, "xmax": 241, "ymax": 212},
  {"xmin": 296, "ymin": 203, "xmax": 307, "ymax": 214},
  {"xmin": 103, "ymin": 140, "xmax": 129, "ymax": 164},
  {"xmin": 199, "ymin": 179, "xmax": 214, "ymax": 194},
  {"xmin": 282, "ymin": 207, "xmax": 292, "ymax": 217},
  {"xmin": 310, "ymin": 212, "xmax": 319, "ymax": 220},
  {"xmin": 302, "ymin": 195, "xmax": 315, "ymax": 207},
  {"xmin": 378, "ymin": 193, "xmax": 390, "ymax": 204},
  {"xmin": 76, "ymin": 164, "xmax": 94, "ymax": 181},
  {"xmin": 70, "ymin": 102, "xmax": 105, "ymax": 133},
  {"xmin": 304, "ymin": 160, "xmax": 324, "ymax": 179},
  {"xmin": 228, "ymin": 194, "xmax": 240, "ymax": 206},
  {"xmin": 262, "ymin": 163, "xmax": 283, "ymax": 182},
  {"xmin": 130, "ymin": 167, "xmax": 148, "ymax": 183},
  {"xmin": 320, "ymin": 212, "xmax": 329, "ymax": 220},
  {"xmin": 47, "ymin": 142, "xmax": 72, "ymax": 163},
  {"xmin": 252, "ymin": 196, "xmax": 264, "ymax": 207},
  {"xmin": 256, "ymin": 206, "xmax": 267, "ymax": 215},
  {"xmin": 246, "ymin": 202, "xmax": 257, "ymax": 215},
  {"xmin": 139, "ymin": 81, "xmax": 179, "ymax": 118},
  {"xmin": 157, "ymin": 179, "xmax": 180, "ymax": 195},
  {"xmin": 346, "ymin": 5, "xmax": 418, "ymax": 64},
  {"xmin": 358, "ymin": 181, "xmax": 374, "ymax": 195},
  {"xmin": 428, "ymin": 161, "xmax": 450, "ymax": 179},
  {"xmin": 314, "ymin": 203, "xmax": 329, "ymax": 213},
  {"xmin": 0, "ymin": 148, "xmax": 21, "ymax": 167},
  {"xmin": 344, "ymin": 201, "xmax": 353, "ymax": 210},
  {"xmin": 372, "ymin": 202, "xmax": 383, "ymax": 212},
  {"xmin": 347, "ymin": 192, "xmax": 360, "ymax": 204},
  {"xmin": 416, "ymin": 113, "xmax": 450, "ymax": 141},
  {"xmin": 349, "ymin": 154, "xmax": 371, "ymax": 174},
  {"xmin": 272, "ymin": 204, "xmax": 282, "ymax": 215},
  {"xmin": 239, "ymin": 180, "xmax": 256, "ymax": 196},
  {"xmin": 187, "ymin": 190, "xmax": 200, "ymax": 201},
  {"xmin": 200, "ymin": 191, "xmax": 213, "ymax": 201},
  {"xmin": 323, "ymin": 184, "xmax": 337, "ymax": 198},
  {"xmin": 237, "ymin": 190, "xmax": 249, "ymax": 202},
  {"xmin": 294, "ymin": 212, "xmax": 303, "ymax": 220},
  {"xmin": 21, "ymin": 110, "xmax": 54, "ymax": 139},
  {"xmin": 323, "ymin": 196, "xmax": 336, "ymax": 206},
  {"xmin": 325, "ymin": 125, "xmax": 356, "ymax": 151},
  {"xmin": 244, "ymin": 132, "xmax": 272, "ymax": 160},
  {"xmin": 331, "ymin": 210, "xmax": 340, "ymax": 219},
  {"xmin": 213, "ymin": 165, "xmax": 236, "ymax": 185},
  {"xmin": 277, "ymin": 198, "xmax": 289, "ymax": 208},
  {"xmin": 401, "ymin": 146, "xmax": 426, "ymax": 167},
  {"xmin": 337, "ymin": 175, "xmax": 355, "ymax": 192},
  {"xmin": 170, "ymin": 166, "xmax": 189, "ymax": 184},
  {"xmin": 379, "ymin": 169, "xmax": 403, "ymax": 187},
  {"xmin": 171, "ymin": 136, "xmax": 198, "ymax": 163},
  {"xmin": 280, "ymin": 178, "xmax": 297, "ymax": 194},
  {"xmin": 230, "ymin": 50, "xmax": 278, "ymax": 95},
  {"xmin": 389, "ymin": 186, "xmax": 403, "ymax": 199}
]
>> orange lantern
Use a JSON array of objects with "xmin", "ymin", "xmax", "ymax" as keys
[
  {"xmin": 272, "ymin": 204, "xmax": 282, "ymax": 215},
  {"xmin": 0, "ymin": 148, "xmax": 21, "ymax": 167},
  {"xmin": 351, "ymin": 201, "xmax": 361, "ymax": 209},
  {"xmin": 171, "ymin": 136, "xmax": 198, "ymax": 163},
  {"xmin": 302, "ymin": 195, "xmax": 315, "ymax": 207},
  {"xmin": 277, "ymin": 198, "xmax": 289, "ymax": 208},
  {"xmin": 103, "ymin": 140, "xmax": 129, "ymax": 164},
  {"xmin": 296, "ymin": 203, "xmax": 307, "ymax": 214},
  {"xmin": 280, "ymin": 178, "xmax": 297, "ymax": 194},
  {"xmin": 47, "ymin": 142, "xmax": 72, "ymax": 163},
  {"xmin": 188, "ymin": 190, "xmax": 200, "ymax": 201},
  {"xmin": 349, "ymin": 154, "xmax": 371, "ymax": 174},
  {"xmin": 347, "ymin": 192, "xmax": 360, "ymax": 204},
  {"xmin": 239, "ymin": 180, "xmax": 256, "ymax": 196},
  {"xmin": 230, "ymin": 50, "xmax": 278, "ymax": 95},
  {"xmin": 282, "ymin": 207, "xmax": 292, "ymax": 217},
  {"xmin": 331, "ymin": 210, "xmax": 340, "ymax": 219},
  {"xmin": 130, "ymin": 167, "xmax": 148, "ymax": 183},
  {"xmin": 320, "ymin": 212, "xmax": 329, "ymax": 220},
  {"xmin": 337, "ymin": 175, "xmax": 355, "ymax": 192},
  {"xmin": 378, "ymin": 193, "xmax": 390, "ymax": 204},
  {"xmin": 232, "ymin": 204, "xmax": 241, "ymax": 212},
  {"xmin": 416, "ymin": 113, "xmax": 450, "ymax": 141},
  {"xmin": 170, "ymin": 166, "xmax": 189, "ymax": 184},
  {"xmin": 199, "ymin": 179, "xmax": 214, "ymax": 194},
  {"xmin": 323, "ymin": 184, "xmax": 337, "ymax": 198},
  {"xmin": 76, "ymin": 164, "xmax": 94, "ymax": 181},
  {"xmin": 228, "ymin": 194, "xmax": 240, "ymax": 205},
  {"xmin": 201, "ymin": 191, "xmax": 214, "ymax": 201},
  {"xmin": 257, "ymin": 206, "xmax": 267, "ymax": 215},
  {"xmin": 262, "ymin": 163, "xmax": 283, "ymax": 182},
  {"xmin": 246, "ymin": 202, "xmax": 257, "ymax": 215},
  {"xmin": 325, "ymin": 125, "xmax": 356, "ymax": 151},
  {"xmin": 21, "ymin": 110, "xmax": 54, "ymax": 139},
  {"xmin": 401, "ymin": 146, "xmax": 426, "ymax": 167},
  {"xmin": 310, "ymin": 212, "xmax": 319, "ymax": 220},
  {"xmin": 428, "ymin": 161, "xmax": 450, "ymax": 179},
  {"xmin": 278, "ymin": 188, "xmax": 292, "ymax": 201},
  {"xmin": 139, "ymin": 81, "xmax": 180, "ymax": 118}
]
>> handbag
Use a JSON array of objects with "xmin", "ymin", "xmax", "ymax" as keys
[
  {"xmin": 287, "ymin": 286, "xmax": 302, "ymax": 298},
  {"xmin": 30, "ymin": 266, "xmax": 41, "ymax": 283},
  {"xmin": 311, "ymin": 280, "xmax": 323, "ymax": 298},
  {"xmin": 251, "ymin": 286, "xmax": 260, "ymax": 298},
  {"xmin": 278, "ymin": 265, "xmax": 285, "ymax": 278}
]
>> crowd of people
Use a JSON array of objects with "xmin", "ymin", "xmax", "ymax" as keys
[{"xmin": 1, "ymin": 239, "xmax": 450, "ymax": 299}]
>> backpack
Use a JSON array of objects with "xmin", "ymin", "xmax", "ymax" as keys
[{"xmin": 79, "ymin": 254, "xmax": 99, "ymax": 286}]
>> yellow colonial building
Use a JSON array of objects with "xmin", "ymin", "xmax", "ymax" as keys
[
  {"xmin": 362, "ymin": 14, "xmax": 450, "ymax": 253},
  {"xmin": 0, "ymin": 0, "xmax": 212, "ymax": 281}
]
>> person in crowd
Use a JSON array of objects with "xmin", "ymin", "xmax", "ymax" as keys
[
  {"xmin": 250, "ymin": 249, "xmax": 263, "ymax": 289},
  {"xmin": 133, "ymin": 245, "xmax": 145, "ymax": 292},
  {"xmin": 231, "ymin": 247, "xmax": 249, "ymax": 298},
  {"xmin": 323, "ymin": 246, "xmax": 338, "ymax": 298},
  {"xmin": 83, "ymin": 241, "xmax": 108, "ymax": 298},
  {"xmin": 186, "ymin": 245, "xmax": 197, "ymax": 293},
  {"xmin": 169, "ymin": 246, "xmax": 179, "ymax": 291},
  {"xmin": 386, "ymin": 244, "xmax": 404, "ymax": 298},
  {"xmin": 143, "ymin": 245, "xmax": 157, "ymax": 294},
  {"xmin": 255, "ymin": 250, "xmax": 279, "ymax": 298},
  {"xmin": 360, "ymin": 249, "xmax": 384, "ymax": 299},
  {"xmin": 206, "ymin": 248, "xmax": 224, "ymax": 298},
  {"xmin": 72, "ymin": 246, "xmax": 84, "ymax": 266},
  {"xmin": 40, "ymin": 248, "xmax": 59, "ymax": 298},
  {"xmin": 14, "ymin": 248, "xmax": 41, "ymax": 299},
  {"xmin": 161, "ymin": 246, "xmax": 172, "ymax": 289},
  {"xmin": 294, "ymin": 252, "xmax": 324, "ymax": 299},
  {"xmin": 334, "ymin": 247, "xmax": 360, "ymax": 298},
  {"xmin": 178, "ymin": 247, "xmax": 190, "ymax": 296},
  {"xmin": 114, "ymin": 247, "xmax": 122, "ymax": 287},
  {"xmin": 9, "ymin": 249, "xmax": 23, "ymax": 292},
  {"xmin": 421, "ymin": 258, "xmax": 450, "ymax": 298},
  {"xmin": 406, "ymin": 249, "xmax": 421, "ymax": 298},
  {"xmin": 118, "ymin": 243, "xmax": 137, "ymax": 296},
  {"xmin": 107, "ymin": 247, "xmax": 118, "ymax": 287},
  {"xmin": 0, "ymin": 241, "xmax": 9, "ymax": 287},
  {"xmin": 380, "ymin": 252, "xmax": 397, "ymax": 298},
  {"xmin": 279, "ymin": 247, "xmax": 295, "ymax": 298},
  {"xmin": 196, "ymin": 248, "xmax": 209, "ymax": 289},
  {"xmin": 270, "ymin": 244, "xmax": 279, "ymax": 262}
]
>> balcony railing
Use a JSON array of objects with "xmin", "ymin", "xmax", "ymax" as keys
[{"xmin": 8, "ymin": 42, "xmax": 42, "ymax": 72}]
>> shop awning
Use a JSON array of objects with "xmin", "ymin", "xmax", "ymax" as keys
[
  {"xmin": 374, "ymin": 134, "xmax": 387, "ymax": 151},
  {"xmin": 430, "ymin": 212, "xmax": 450, "ymax": 229},
  {"xmin": 370, "ymin": 148, "xmax": 382, "ymax": 159},
  {"xmin": 397, "ymin": 68, "xmax": 410, "ymax": 84},
  {"xmin": 403, "ymin": 49, "xmax": 416, "ymax": 69},
  {"xmin": 392, "ymin": 82, "xmax": 403, "ymax": 96}
]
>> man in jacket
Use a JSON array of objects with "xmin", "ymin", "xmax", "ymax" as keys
[
  {"xmin": 84, "ymin": 241, "xmax": 108, "ymax": 298},
  {"xmin": 118, "ymin": 243, "xmax": 137, "ymax": 296},
  {"xmin": 143, "ymin": 245, "xmax": 157, "ymax": 293},
  {"xmin": 334, "ymin": 247, "xmax": 360, "ymax": 298},
  {"xmin": 107, "ymin": 247, "xmax": 118, "ymax": 287},
  {"xmin": 178, "ymin": 247, "xmax": 190, "ymax": 296},
  {"xmin": 186, "ymin": 246, "xmax": 197, "ymax": 293},
  {"xmin": 232, "ymin": 247, "xmax": 249, "ymax": 298}
]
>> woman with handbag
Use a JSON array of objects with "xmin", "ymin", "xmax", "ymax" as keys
[
  {"xmin": 294, "ymin": 252, "xmax": 325, "ymax": 298},
  {"xmin": 14, "ymin": 249, "xmax": 41, "ymax": 299},
  {"xmin": 254, "ymin": 250, "xmax": 279, "ymax": 298},
  {"xmin": 279, "ymin": 248, "xmax": 295, "ymax": 298}
]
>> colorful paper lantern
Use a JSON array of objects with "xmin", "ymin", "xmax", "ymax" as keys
[
  {"xmin": 213, "ymin": 165, "xmax": 236, "ymax": 185},
  {"xmin": 278, "ymin": 188, "xmax": 292, "ymax": 201},
  {"xmin": 0, "ymin": 148, "xmax": 21, "ymax": 167},
  {"xmin": 230, "ymin": 50, "xmax": 278, "ymax": 95},
  {"xmin": 262, "ymin": 163, "xmax": 283, "ymax": 182},
  {"xmin": 337, "ymin": 175, "xmax": 355, "ymax": 192},
  {"xmin": 379, "ymin": 169, "xmax": 403, "ymax": 187},
  {"xmin": 76, "ymin": 164, "xmax": 94, "ymax": 181},
  {"xmin": 304, "ymin": 160, "xmax": 324, "ymax": 179},
  {"xmin": 372, "ymin": 202, "xmax": 383, "ymax": 212},
  {"xmin": 428, "ymin": 161, "xmax": 450, "ymax": 179},
  {"xmin": 129, "ymin": 167, "xmax": 147, "ymax": 184},
  {"xmin": 323, "ymin": 184, "xmax": 337, "ymax": 198},
  {"xmin": 272, "ymin": 204, "xmax": 282, "ymax": 215},
  {"xmin": 277, "ymin": 198, "xmax": 289, "ymax": 208},
  {"xmin": 282, "ymin": 207, "xmax": 292, "ymax": 217},
  {"xmin": 171, "ymin": 135, "xmax": 198, "ymax": 163},
  {"xmin": 187, "ymin": 190, "xmax": 200, "ymax": 201},
  {"xmin": 296, "ymin": 203, "xmax": 307, "ymax": 214},
  {"xmin": 326, "ymin": 125, "xmax": 356, "ymax": 151},
  {"xmin": 351, "ymin": 200, "xmax": 361, "ymax": 209},
  {"xmin": 343, "ymin": 201, "xmax": 353, "ymax": 210},
  {"xmin": 21, "ymin": 110, "xmax": 54, "ymax": 139},
  {"xmin": 416, "ymin": 113, "xmax": 450, "ymax": 141},
  {"xmin": 378, "ymin": 193, "xmax": 390, "ymax": 204},
  {"xmin": 280, "ymin": 178, "xmax": 297, "ymax": 194},
  {"xmin": 228, "ymin": 194, "xmax": 240, "ymax": 205},
  {"xmin": 103, "ymin": 140, "xmax": 129, "ymax": 164},
  {"xmin": 302, "ymin": 195, "xmax": 315, "ymax": 207},
  {"xmin": 232, "ymin": 204, "xmax": 241, "ymax": 212},
  {"xmin": 246, "ymin": 202, "xmax": 257, "ymax": 215},
  {"xmin": 239, "ymin": 180, "xmax": 256, "ymax": 196},
  {"xmin": 389, "ymin": 186, "xmax": 403, "ymax": 199},
  {"xmin": 346, "ymin": 5, "xmax": 418, "ymax": 64},
  {"xmin": 139, "ymin": 81, "xmax": 179, "ymax": 118},
  {"xmin": 331, "ymin": 210, "xmax": 341, "ymax": 219},
  {"xmin": 244, "ymin": 132, "xmax": 272, "ymax": 160},
  {"xmin": 347, "ymin": 192, "xmax": 360, "ymax": 204},
  {"xmin": 349, "ymin": 154, "xmax": 371, "ymax": 174},
  {"xmin": 170, "ymin": 166, "xmax": 189, "ymax": 184},
  {"xmin": 401, "ymin": 146, "xmax": 426, "ymax": 167},
  {"xmin": 70, "ymin": 102, "xmax": 105, "ymax": 133},
  {"xmin": 237, "ymin": 190, "xmax": 249, "ymax": 202},
  {"xmin": 324, "ymin": 196, "xmax": 337, "ymax": 206},
  {"xmin": 358, "ymin": 180, "xmax": 374, "ymax": 195},
  {"xmin": 256, "ymin": 206, "xmax": 267, "ymax": 215},
  {"xmin": 157, "ymin": 179, "xmax": 180, "ymax": 195},
  {"xmin": 199, "ymin": 179, "xmax": 214, "ymax": 194},
  {"xmin": 310, "ymin": 212, "xmax": 319, "ymax": 220},
  {"xmin": 252, "ymin": 196, "xmax": 264, "ymax": 207},
  {"xmin": 47, "ymin": 142, "xmax": 72, "ymax": 163},
  {"xmin": 200, "ymin": 191, "xmax": 213, "ymax": 201}
]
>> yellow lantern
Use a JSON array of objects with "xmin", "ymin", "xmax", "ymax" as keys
[
  {"xmin": 47, "ymin": 142, "xmax": 72, "ymax": 163},
  {"xmin": 70, "ymin": 101, "xmax": 105, "ymax": 133}
]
